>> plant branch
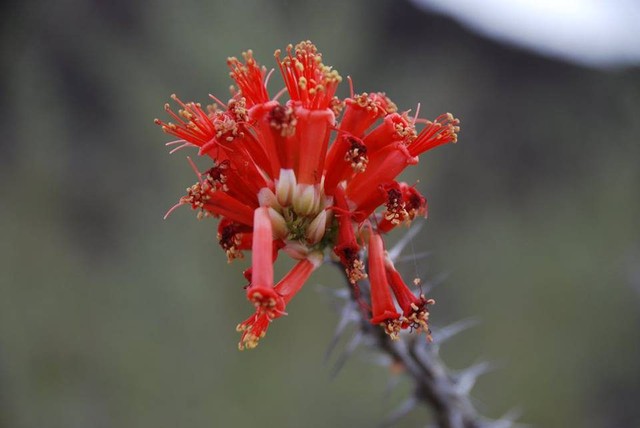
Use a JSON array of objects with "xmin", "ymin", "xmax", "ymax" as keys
[{"xmin": 327, "ymin": 256, "xmax": 515, "ymax": 428}]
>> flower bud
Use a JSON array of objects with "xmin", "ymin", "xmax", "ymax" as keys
[
  {"xmin": 258, "ymin": 187, "xmax": 281, "ymax": 210},
  {"xmin": 276, "ymin": 169, "xmax": 296, "ymax": 206},
  {"xmin": 282, "ymin": 241, "xmax": 309, "ymax": 260},
  {"xmin": 306, "ymin": 210, "xmax": 328, "ymax": 244},
  {"xmin": 293, "ymin": 183, "xmax": 317, "ymax": 216},
  {"xmin": 268, "ymin": 207, "xmax": 288, "ymax": 239}
]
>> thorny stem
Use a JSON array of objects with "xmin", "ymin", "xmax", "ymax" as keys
[{"xmin": 334, "ymin": 261, "xmax": 485, "ymax": 428}]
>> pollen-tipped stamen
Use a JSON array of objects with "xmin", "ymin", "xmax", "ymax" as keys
[
  {"xmin": 227, "ymin": 50, "xmax": 270, "ymax": 107},
  {"xmin": 408, "ymin": 113, "xmax": 460, "ymax": 157}
]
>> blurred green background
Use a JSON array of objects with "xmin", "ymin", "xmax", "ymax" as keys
[{"xmin": 1, "ymin": 0, "xmax": 639, "ymax": 427}]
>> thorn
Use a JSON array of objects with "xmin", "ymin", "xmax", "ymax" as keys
[
  {"xmin": 387, "ymin": 222, "xmax": 424, "ymax": 262},
  {"xmin": 382, "ymin": 375, "xmax": 402, "ymax": 399},
  {"xmin": 485, "ymin": 408, "xmax": 525, "ymax": 428},
  {"xmin": 325, "ymin": 301, "xmax": 359, "ymax": 363},
  {"xmin": 379, "ymin": 396, "xmax": 418, "ymax": 428},
  {"xmin": 330, "ymin": 331, "xmax": 363, "ymax": 379},
  {"xmin": 315, "ymin": 283, "xmax": 351, "ymax": 300},
  {"xmin": 360, "ymin": 353, "xmax": 395, "ymax": 371},
  {"xmin": 487, "ymin": 422, "xmax": 513, "ymax": 428},
  {"xmin": 455, "ymin": 361, "xmax": 495, "ymax": 395},
  {"xmin": 431, "ymin": 318, "xmax": 479, "ymax": 344},
  {"xmin": 419, "ymin": 271, "xmax": 450, "ymax": 294}
]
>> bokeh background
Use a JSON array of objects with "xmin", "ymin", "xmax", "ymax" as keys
[{"xmin": 2, "ymin": 0, "xmax": 639, "ymax": 427}]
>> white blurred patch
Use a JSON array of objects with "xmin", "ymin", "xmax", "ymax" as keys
[{"xmin": 410, "ymin": 0, "xmax": 640, "ymax": 67}]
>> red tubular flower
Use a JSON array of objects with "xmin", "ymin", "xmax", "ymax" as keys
[
  {"xmin": 400, "ymin": 182, "xmax": 428, "ymax": 219},
  {"xmin": 199, "ymin": 111, "xmax": 270, "ymax": 192},
  {"xmin": 248, "ymin": 101, "xmax": 288, "ymax": 177},
  {"xmin": 363, "ymin": 112, "xmax": 417, "ymax": 153},
  {"xmin": 275, "ymin": 42, "xmax": 340, "ymax": 185},
  {"xmin": 339, "ymin": 92, "xmax": 396, "ymax": 139},
  {"xmin": 275, "ymin": 41, "xmax": 341, "ymax": 110},
  {"xmin": 293, "ymin": 106, "xmax": 334, "ymax": 185},
  {"xmin": 156, "ymin": 40, "xmax": 459, "ymax": 349},
  {"xmin": 408, "ymin": 113, "xmax": 460, "ymax": 157},
  {"xmin": 368, "ymin": 232, "xmax": 402, "ymax": 339},
  {"xmin": 204, "ymin": 192, "xmax": 256, "ymax": 226},
  {"xmin": 347, "ymin": 143, "xmax": 418, "ymax": 217},
  {"xmin": 247, "ymin": 207, "xmax": 274, "ymax": 290},
  {"xmin": 275, "ymin": 252, "xmax": 323, "ymax": 304},
  {"xmin": 268, "ymin": 104, "xmax": 299, "ymax": 171},
  {"xmin": 385, "ymin": 257, "xmax": 435, "ymax": 341},
  {"xmin": 377, "ymin": 182, "xmax": 428, "ymax": 233},
  {"xmin": 333, "ymin": 186, "xmax": 366, "ymax": 284},
  {"xmin": 217, "ymin": 218, "xmax": 253, "ymax": 262},
  {"xmin": 238, "ymin": 252, "xmax": 322, "ymax": 350},
  {"xmin": 236, "ymin": 207, "xmax": 282, "ymax": 350},
  {"xmin": 171, "ymin": 175, "xmax": 255, "ymax": 226},
  {"xmin": 323, "ymin": 134, "xmax": 368, "ymax": 194}
]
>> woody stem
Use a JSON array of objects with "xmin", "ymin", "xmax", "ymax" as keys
[{"xmin": 333, "ymin": 262, "xmax": 483, "ymax": 428}]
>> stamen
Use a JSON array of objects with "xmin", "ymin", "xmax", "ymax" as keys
[
  {"xmin": 329, "ymin": 96, "xmax": 344, "ymax": 116},
  {"xmin": 384, "ymin": 187, "xmax": 408, "ymax": 225},
  {"xmin": 227, "ymin": 97, "xmax": 248, "ymax": 123},
  {"xmin": 275, "ymin": 40, "xmax": 342, "ymax": 110},
  {"xmin": 203, "ymin": 160, "xmax": 230, "ymax": 192},
  {"xmin": 272, "ymin": 86, "xmax": 287, "ymax": 102},
  {"xmin": 163, "ymin": 201, "xmax": 185, "ymax": 220},
  {"xmin": 347, "ymin": 75, "xmax": 354, "ymax": 99},
  {"xmin": 268, "ymin": 105, "xmax": 297, "ymax": 137},
  {"xmin": 168, "ymin": 142, "xmax": 195, "ymax": 154},
  {"xmin": 219, "ymin": 220, "xmax": 253, "ymax": 263},
  {"xmin": 412, "ymin": 102, "xmax": 421, "ymax": 126},
  {"xmin": 264, "ymin": 68, "xmax": 275, "ymax": 88},
  {"xmin": 407, "ymin": 113, "xmax": 460, "ymax": 156},
  {"xmin": 402, "ymin": 184, "xmax": 427, "ymax": 221},
  {"xmin": 208, "ymin": 93, "xmax": 227, "ymax": 107},
  {"xmin": 237, "ymin": 286, "xmax": 286, "ymax": 350},
  {"xmin": 381, "ymin": 319, "xmax": 403, "ymax": 340},
  {"xmin": 339, "ymin": 246, "xmax": 367, "ymax": 284},
  {"xmin": 156, "ymin": 95, "xmax": 217, "ymax": 147},
  {"xmin": 344, "ymin": 137, "xmax": 369, "ymax": 173},
  {"xmin": 394, "ymin": 115, "xmax": 417, "ymax": 144},
  {"xmin": 227, "ymin": 50, "xmax": 269, "ymax": 106},
  {"xmin": 217, "ymin": 221, "xmax": 246, "ymax": 262},
  {"xmin": 164, "ymin": 139, "xmax": 186, "ymax": 146},
  {"xmin": 186, "ymin": 156, "xmax": 203, "ymax": 185}
]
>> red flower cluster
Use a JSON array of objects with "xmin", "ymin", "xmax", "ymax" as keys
[{"xmin": 155, "ymin": 41, "xmax": 459, "ymax": 350}]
